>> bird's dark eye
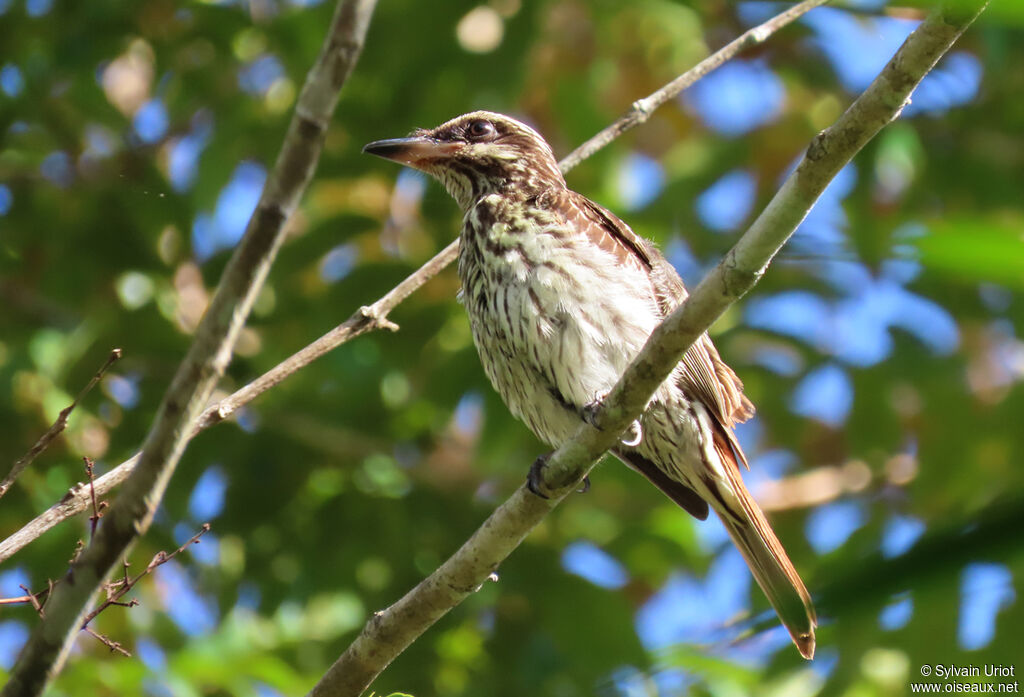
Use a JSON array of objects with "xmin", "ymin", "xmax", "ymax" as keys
[{"xmin": 467, "ymin": 120, "xmax": 497, "ymax": 141}]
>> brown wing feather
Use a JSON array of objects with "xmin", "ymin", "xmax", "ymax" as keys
[
  {"xmin": 570, "ymin": 192, "xmax": 654, "ymax": 271},
  {"xmin": 561, "ymin": 190, "xmax": 755, "ymax": 431}
]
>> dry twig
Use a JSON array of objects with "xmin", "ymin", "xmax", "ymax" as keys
[
  {"xmin": 0, "ymin": 525, "xmax": 211, "ymax": 660},
  {"xmin": 81, "ymin": 523, "xmax": 211, "ymax": 627},
  {"xmin": 83, "ymin": 457, "xmax": 108, "ymax": 540}
]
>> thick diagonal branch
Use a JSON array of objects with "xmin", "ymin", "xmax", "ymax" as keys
[
  {"xmin": 308, "ymin": 5, "xmax": 986, "ymax": 696},
  {"xmin": 0, "ymin": 1, "xmax": 378, "ymax": 695}
]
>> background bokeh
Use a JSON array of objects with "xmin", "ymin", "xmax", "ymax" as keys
[{"xmin": 1, "ymin": 0, "xmax": 1022, "ymax": 695}]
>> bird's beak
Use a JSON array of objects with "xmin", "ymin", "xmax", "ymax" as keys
[{"xmin": 362, "ymin": 136, "xmax": 460, "ymax": 169}]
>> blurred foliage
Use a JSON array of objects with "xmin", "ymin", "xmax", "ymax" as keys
[{"xmin": 1, "ymin": 1, "xmax": 1022, "ymax": 696}]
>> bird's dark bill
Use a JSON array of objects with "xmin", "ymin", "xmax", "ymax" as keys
[{"xmin": 362, "ymin": 136, "xmax": 459, "ymax": 168}]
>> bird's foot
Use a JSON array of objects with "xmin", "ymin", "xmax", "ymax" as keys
[
  {"xmin": 527, "ymin": 454, "xmax": 591, "ymax": 497},
  {"xmin": 527, "ymin": 453, "xmax": 552, "ymax": 499}
]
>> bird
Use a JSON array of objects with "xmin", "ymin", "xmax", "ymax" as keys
[{"xmin": 363, "ymin": 111, "xmax": 816, "ymax": 659}]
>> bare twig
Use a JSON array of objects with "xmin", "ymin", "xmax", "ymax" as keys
[
  {"xmin": 0, "ymin": 348, "xmax": 122, "ymax": 499},
  {"xmin": 190, "ymin": 240, "xmax": 453, "ymax": 433},
  {"xmin": 12, "ymin": 580, "xmax": 131, "ymax": 659},
  {"xmin": 83, "ymin": 457, "xmax": 107, "ymax": 540},
  {"xmin": 755, "ymin": 453, "xmax": 918, "ymax": 512},
  {"xmin": 80, "ymin": 523, "xmax": 210, "ymax": 627},
  {"xmin": 0, "ymin": 589, "xmax": 50, "ymax": 607},
  {"xmin": 308, "ymin": 6, "xmax": 987, "ymax": 695},
  {"xmin": 0, "ymin": 0, "xmax": 829, "ymax": 566},
  {"xmin": 0, "ymin": 525, "xmax": 208, "ymax": 660},
  {"xmin": 842, "ymin": 4, "xmax": 928, "ymax": 20},
  {"xmin": 13, "ymin": 585, "xmax": 47, "ymax": 615},
  {"xmin": 81, "ymin": 626, "xmax": 131, "ymax": 658},
  {"xmin": 1, "ymin": 0, "xmax": 378, "ymax": 693},
  {"xmin": 557, "ymin": 0, "xmax": 830, "ymax": 171}
]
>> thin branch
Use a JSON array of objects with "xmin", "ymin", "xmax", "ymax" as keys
[
  {"xmin": 83, "ymin": 457, "xmax": 107, "ymax": 540},
  {"xmin": 0, "ymin": 0, "xmax": 828, "ymax": 566},
  {"xmin": 0, "ymin": 589, "xmax": 51, "ymax": 607},
  {"xmin": 0, "ymin": 348, "xmax": 122, "ymax": 499},
  {"xmin": 80, "ymin": 523, "xmax": 210, "ymax": 627},
  {"xmin": 14, "ymin": 585, "xmax": 47, "ymax": 615},
  {"xmin": 1, "ymin": 524, "xmax": 209, "ymax": 660},
  {"xmin": 189, "ymin": 240, "xmax": 451, "ymax": 433},
  {"xmin": 0, "ymin": 0, "xmax": 378, "ymax": 694},
  {"xmin": 557, "ymin": 0, "xmax": 830, "ymax": 171},
  {"xmin": 68, "ymin": 540, "xmax": 84, "ymax": 565},
  {"xmin": 78, "ymin": 525, "xmax": 209, "ymax": 657},
  {"xmin": 841, "ymin": 4, "xmax": 928, "ymax": 20},
  {"xmin": 308, "ymin": 6, "xmax": 987, "ymax": 695},
  {"xmin": 6, "ymin": 577, "xmax": 132, "ymax": 659},
  {"xmin": 755, "ymin": 453, "xmax": 917, "ymax": 512},
  {"xmin": 81, "ymin": 626, "xmax": 131, "ymax": 658}
]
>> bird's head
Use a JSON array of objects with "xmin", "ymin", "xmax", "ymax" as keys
[{"xmin": 363, "ymin": 111, "xmax": 565, "ymax": 209}]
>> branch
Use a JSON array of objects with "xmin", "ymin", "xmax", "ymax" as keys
[
  {"xmin": 0, "ymin": 0, "xmax": 827, "ymax": 566},
  {"xmin": 557, "ymin": 0, "xmax": 830, "ymax": 171},
  {"xmin": 308, "ymin": 5, "xmax": 986, "ymax": 695},
  {"xmin": 81, "ymin": 626, "xmax": 131, "ymax": 658},
  {"xmin": 1, "ymin": 526, "xmax": 209, "ymax": 660},
  {"xmin": 0, "ymin": 587, "xmax": 51, "ymax": 608},
  {"xmin": 0, "ymin": 1, "xmax": 378, "ymax": 694},
  {"xmin": 82, "ymin": 457, "xmax": 108, "ymax": 539},
  {"xmin": 0, "ymin": 348, "xmax": 121, "ymax": 499},
  {"xmin": 0, "ymin": 455, "xmax": 138, "ymax": 565},
  {"xmin": 80, "ymin": 523, "xmax": 211, "ymax": 628}
]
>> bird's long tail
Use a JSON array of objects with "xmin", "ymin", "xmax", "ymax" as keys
[
  {"xmin": 616, "ymin": 405, "xmax": 817, "ymax": 658},
  {"xmin": 718, "ymin": 490, "xmax": 817, "ymax": 658},
  {"xmin": 705, "ymin": 421, "xmax": 817, "ymax": 659}
]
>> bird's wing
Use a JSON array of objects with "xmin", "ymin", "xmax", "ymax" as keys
[
  {"xmin": 560, "ymin": 191, "xmax": 815, "ymax": 658},
  {"xmin": 563, "ymin": 190, "xmax": 654, "ymax": 273},
  {"xmin": 564, "ymin": 191, "xmax": 755, "ymax": 433}
]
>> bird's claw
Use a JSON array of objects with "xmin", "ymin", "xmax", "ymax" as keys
[
  {"xmin": 620, "ymin": 419, "xmax": 643, "ymax": 447},
  {"xmin": 577, "ymin": 475, "xmax": 591, "ymax": 494},
  {"xmin": 528, "ymin": 455, "xmax": 591, "ymax": 497},
  {"xmin": 527, "ymin": 453, "xmax": 551, "ymax": 499}
]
